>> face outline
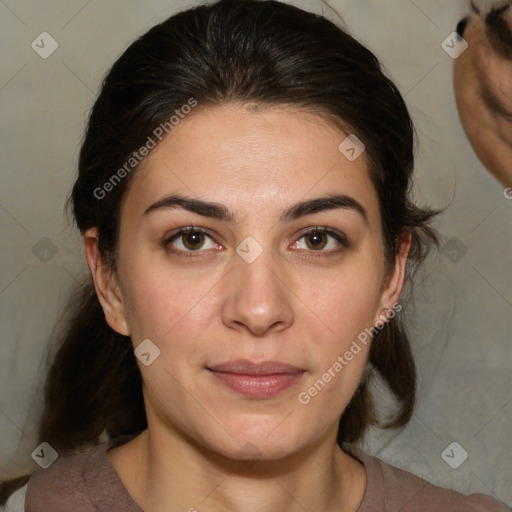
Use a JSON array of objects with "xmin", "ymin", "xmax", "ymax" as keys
[
  {"xmin": 84, "ymin": 104, "xmax": 410, "ymax": 463},
  {"xmin": 453, "ymin": 11, "xmax": 512, "ymax": 188}
]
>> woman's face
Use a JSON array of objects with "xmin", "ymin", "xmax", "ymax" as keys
[{"xmin": 91, "ymin": 105, "xmax": 408, "ymax": 461}]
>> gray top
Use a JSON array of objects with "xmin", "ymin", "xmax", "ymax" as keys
[{"xmin": 22, "ymin": 437, "xmax": 510, "ymax": 511}]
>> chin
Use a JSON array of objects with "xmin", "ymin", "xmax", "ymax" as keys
[
  {"xmin": 228, "ymin": 437, "xmax": 307, "ymax": 463},
  {"xmin": 193, "ymin": 418, "xmax": 310, "ymax": 463}
]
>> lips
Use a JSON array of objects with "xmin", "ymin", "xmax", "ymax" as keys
[
  {"xmin": 207, "ymin": 359, "xmax": 304, "ymax": 375},
  {"xmin": 206, "ymin": 359, "xmax": 306, "ymax": 398}
]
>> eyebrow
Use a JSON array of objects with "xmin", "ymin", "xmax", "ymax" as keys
[
  {"xmin": 456, "ymin": 16, "xmax": 470, "ymax": 37},
  {"xmin": 143, "ymin": 193, "xmax": 368, "ymax": 225},
  {"xmin": 466, "ymin": 2, "xmax": 512, "ymax": 58}
]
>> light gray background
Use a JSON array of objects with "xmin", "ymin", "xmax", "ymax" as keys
[{"xmin": 1, "ymin": 0, "xmax": 511, "ymax": 506}]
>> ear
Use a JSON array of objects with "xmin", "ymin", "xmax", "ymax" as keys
[
  {"xmin": 374, "ymin": 229, "xmax": 412, "ymax": 324},
  {"xmin": 83, "ymin": 227, "xmax": 130, "ymax": 336}
]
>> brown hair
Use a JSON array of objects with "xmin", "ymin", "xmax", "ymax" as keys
[
  {"xmin": 459, "ymin": 1, "xmax": 512, "ymax": 58},
  {"xmin": 1, "ymin": 0, "xmax": 440, "ymax": 503},
  {"xmin": 486, "ymin": 3, "xmax": 512, "ymax": 58}
]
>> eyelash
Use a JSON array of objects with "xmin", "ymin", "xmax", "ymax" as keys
[{"xmin": 161, "ymin": 225, "xmax": 349, "ymax": 258}]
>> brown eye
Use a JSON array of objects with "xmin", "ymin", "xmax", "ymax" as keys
[
  {"xmin": 163, "ymin": 226, "xmax": 218, "ymax": 256},
  {"xmin": 304, "ymin": 230, "xmax": 328, "ymax": 250},
  {"xmin": 293, "ymin": 227, "xmax": 349, "ymax": 254},
  {"xmin": 181, "ymin": 230, "xmax": 206, "ymax": 250},
  {"xmin": 163, "ymin": 225, "xmax": 348, "ymax": 258}
]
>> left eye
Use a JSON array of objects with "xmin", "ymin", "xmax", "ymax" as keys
[
  {"xmin": 163, "ymin": 226, "xmax": 348, "ymax": 256},
  {"xmin": 292, "ymin": 227, "xmax": 348, "ymax": 252}
]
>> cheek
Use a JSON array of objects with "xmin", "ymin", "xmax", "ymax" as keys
[
  {"xmin": 300, "ymin": 252, "xmax": 384, "ymax": 336},
  {"xmin": 125, "ymin": 272, "xmax": 213, "ymax": 342},
  {"xmin": 306, "ymin": 274, "xmax": 378, "ymax": 366},
  {"xmin": 118, "ymin": 244, "xmax": 219, "ymax": 340},
  {"xmin": 293, "ymin": 269, "xmax": 380, "ymax": 421},
  {"xmin": 290, "ymin": 254, "xmax": 383, "ymax": 410},
  {"xmin": 121, "ymin": 238, "xmax": 385, "ymax": 352}
]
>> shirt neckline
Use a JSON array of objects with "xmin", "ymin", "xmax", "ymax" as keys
[
  {"xmin": 342, "ymin": 442, "xmax": 384, "ymax": 511},
  {"xmin": 84, "ymin": 437, "xmax": 144, "ymax": 511},
  {"xmin": 87, "ymin": 438, "xmax": 381, "ymax": 512}
]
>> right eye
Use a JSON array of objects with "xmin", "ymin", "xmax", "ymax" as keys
[{"xmin": 162, "ymin": 226, "xmax": 221, "ymax": 257}]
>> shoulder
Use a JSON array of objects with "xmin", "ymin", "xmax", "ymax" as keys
[
  {"xmin": 2, "ymin": 484, "xmax": 27, "ymax": 512},
  {"xmin": 24, "ymin": 443, "xmax": 107, "ymax": 512},
  {"xmin": 342, "ymin": 443, "xmax": 510, "ymax": 512}
]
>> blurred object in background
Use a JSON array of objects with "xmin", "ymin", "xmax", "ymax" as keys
[{"xmin": 453, "ymin": 0, "xmax": 512, "ymax": 188}]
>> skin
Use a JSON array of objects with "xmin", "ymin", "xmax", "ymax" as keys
[
  {"xmin": 84, "ymin": 104, "xmax": 411, "ymax": 512},
  {"xmin": 453, "ymin": 10, "xmax": 512, "ymax": 188}
]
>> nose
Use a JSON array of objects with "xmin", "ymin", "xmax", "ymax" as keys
[{"xmin": 220, "ymin": 242, "xmax": 294, "ymax": 337}]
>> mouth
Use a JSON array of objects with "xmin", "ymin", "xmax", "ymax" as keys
[{"xmin": 206, "ymin": 359, "xmax": 306, "ymax": 398}]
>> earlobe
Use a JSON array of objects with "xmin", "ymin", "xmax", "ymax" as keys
[
  {"xmin": 375, "ymin": 230, "xmax": 412, "ymax": 323},
  {"xmin": 83, "ymin": 227, "xmax": 130, "ymax": 336}
]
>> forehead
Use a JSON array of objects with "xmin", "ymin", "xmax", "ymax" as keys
[{"xmin": 122, "ymin": 105, "xmax": 379, "ymax": 224}]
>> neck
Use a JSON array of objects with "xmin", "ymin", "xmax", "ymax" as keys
[{"xmin": 108, "ymin": 423, "xmax": 366, "ymax": 512}]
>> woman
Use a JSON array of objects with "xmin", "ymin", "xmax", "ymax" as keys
[{"xmin": 1, "ymin": 0, "xmax": 509, "ymax": 510}]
